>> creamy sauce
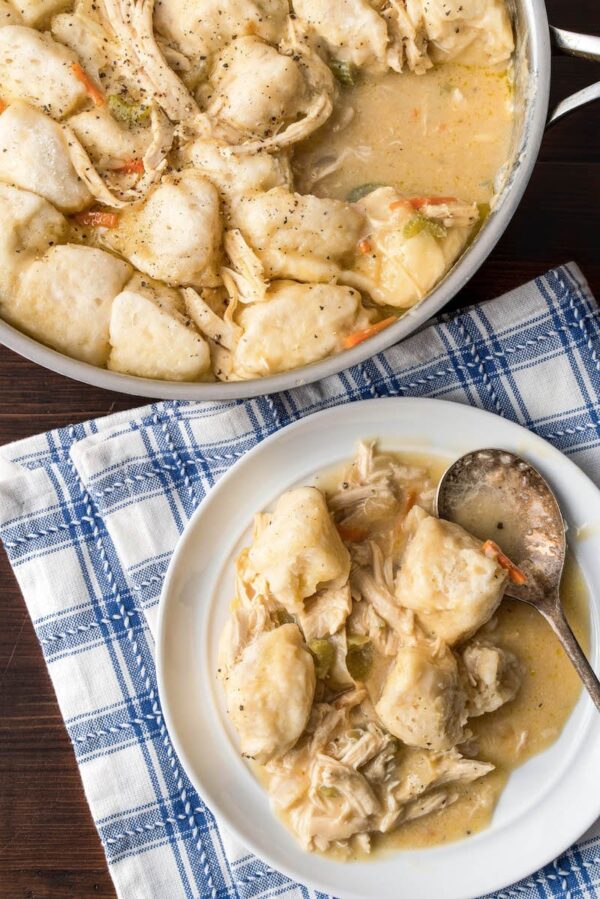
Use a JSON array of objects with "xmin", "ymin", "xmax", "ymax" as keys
[
  {"xmin": 294, "ymin": 64, "xmax": 514, "ymax": 205},
  {"xmin": 315, "ymin": 449, "xmax": 588, "ymax": 858}
]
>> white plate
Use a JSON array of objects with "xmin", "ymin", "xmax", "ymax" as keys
[{"xmin": 157, "ymin": 398, "xmax": 600, "ymax": 899}]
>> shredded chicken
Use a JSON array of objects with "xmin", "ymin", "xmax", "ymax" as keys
[
  {"xmin": 102, "ymin": 0, "xmax": 204, "ymax": 128},
  {"xmin": 62, "ymin": 124, "xmax": 128, "ymax": 207},
  {"xmin": 350, "ymin": 540, "xmax": 418, "ymax": 638},
  {"xmin": 183, "ymin": 286, "xmax": 241, "ymax": 350},
  {"xmin": 217, "ymin": 597, "xmax": 272, "ymax": 676},
  {"xmin": 140, "ymin": 105, "xmax": 175, "ymax": 181},
  {"xmin": 347, "ymin": 598, "xmax": 400, "ymax": 656},
  {"xmin": 383, "ymin": 0, "xmax": 432, "ymax": 74},
  {"xmin": 460, "ymin": 640, "xmax": 523, "ymax": 716},
  {"xmin": 222, "ymin": 229, "xmax": 268, "ymax": 304},
  {"xmin": 298, "ymin": 581, "xmax": 352, "ymax": 642}
]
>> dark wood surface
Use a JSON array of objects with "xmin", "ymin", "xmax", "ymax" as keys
[{"xmin": 1, "ymin": 3, "xmax": 599, "ymax": 896}]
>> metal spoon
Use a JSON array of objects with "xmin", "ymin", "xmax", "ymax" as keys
[{"xmin": 435, "ymin": 448, "xmax": 600, "ymax": 712}]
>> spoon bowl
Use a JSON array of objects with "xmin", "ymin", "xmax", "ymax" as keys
[{"xmin": 436, "ymin": 448, "xmax": 600, "ymax": 711}]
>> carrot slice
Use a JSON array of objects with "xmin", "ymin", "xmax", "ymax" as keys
[
  {"xmin": 73, "ymin": 210, "xmax": 119, "ymax": 229},
  {"xmin": 72, "ymin": 63, "xmax": 105, "ymax": 106},
  {"xmin": 343, "ymin": 316, "xmax": 396, "ymax": 350},
  {"xmin": 482, "ymin": 539, "xmax": 527, "ymax": 585},
  {"xmin": 337, "ymin": 523, "xmax": 368, "ymax": 543},
  {"xmin": 113, "ymin": 158, "xmax": 145, "ymax": 174},
  {"xmin": 357, "ymin": 237, "xmax": 372, "ymax": 254},
  {"xmin": 0, "ymin": 99, "xmax": 6, "ymax": 114},
  {"xmin": 403, "ymin": 489, "xmax": 417, "ymax": 515}
]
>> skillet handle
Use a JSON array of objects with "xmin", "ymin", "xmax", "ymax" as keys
[{"xmin": 547, "ymin": 26, "xmax": 600, "ymax": 127}]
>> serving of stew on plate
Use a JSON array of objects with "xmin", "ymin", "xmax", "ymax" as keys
[{"xmin": 218, "ymin": 442, "xmax": 588, "ymax": 857}]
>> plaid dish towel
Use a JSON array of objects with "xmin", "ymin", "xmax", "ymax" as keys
[{"xmin": 1, "ymin": 261, "xmax": 600, "ymax": 899}]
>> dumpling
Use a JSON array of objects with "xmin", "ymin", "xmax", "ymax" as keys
[
  {"xmin": 224, "ymin": 623, "xmax": 316, "ymax": 762},
  {"xmin": 0, "ymin": 26, "xmax": 87, "ymax": 119},
  {"xmin": 293, "ymin": 0, "xmax": 392, "ymax": 73},
  {"xmin": 105, "ymin": 170, "xmax": 222, "ymax": 287},
  {"xmin": 0, "ymin": 0, "xmax": 21, "ymax": 24},
  {"xmin": 348, "ymin": 187, "xmax": 478, "ymax": 308},
  {"xmin": 203, "ymin": 32, "xmax": 336, "ymax": 152},
  {"xmin": 248, "ymin": 487, "xmax": 351, "ymax": 614},
  {"xmin": 51, "ymin": 2, "xmax": 142, "ymax": 99},
  {"xmin": 229, "ymin": 281, "xmax": 373, "ymax": 378},
  {"xmin": 206, "ymin": 37, "xmax": 307, "ymax": 141},
  {"xmin": 183, "ymin": 140, "xmax": 291, "ymax": 196},
  {"xmin": 9, "ymin": 0, "xmax": 69, "ymax": 26},
  {"xmin": 0, "ymin": 102, "xmax": 92, "ymax": 213},
  {"xmin": 154, "ymin": 0, "xmax": 288, "ymax": 64},
  {"xmin": 232, "ymin": 187, "xmax": 364, "ymax": 283},
  {"xmin": 461, "ymin": 641, "xmax": 523, "ymax": 716},
  {"xmin": 68, "ymin": 107, "xmax": 153, "ymax": 171},
  {"xmin": 108, "ymin": 281, "xmax": 211, "ymax": 381},
  {"xmin": 394, "ymin": 510, "xmax": 508, "ymax": 645},
  {"xmin": 181, "ymin": 138, "xmax": 292, "ymax": 207},
  {"xmin": 375, "ymin": 641, "xmax": 467, "ymax": 751},
  {"xmin": 0, "ymin": 183, "xmax": 67, "ymax": 300},
  {"xmin": 52, "ymin": 0, "xmax": 131, "ymax": 86},
  {"xmin": 5, "ymin": 244, "xmax": 131, "ymax": 365},
  {"xmin": 413, "ymin": 0, "xmax": 514, "ymax": 66}
]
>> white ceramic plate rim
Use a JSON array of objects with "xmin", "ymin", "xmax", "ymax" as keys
[{"xmin": 157, "ymin": 398, "xmax": 600, "ymax": 899}]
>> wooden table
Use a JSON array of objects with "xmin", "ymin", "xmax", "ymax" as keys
[{"xmin": 1, "ymin": 3, "xmax": 598, "ymax": 895}]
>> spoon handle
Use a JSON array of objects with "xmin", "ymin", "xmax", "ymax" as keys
[{"xmin": 541, "ymin": 600, "xmax": 600, "ymax": 712}]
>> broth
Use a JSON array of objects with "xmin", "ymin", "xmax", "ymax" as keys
[{"xmin": 294, "ymin": 63, "xmax": 515, "ymax": 205}]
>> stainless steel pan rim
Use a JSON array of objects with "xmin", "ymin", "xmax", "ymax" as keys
[{"xmin": 0, "ymin": 0, "xmax": 597, "ymax": 400}]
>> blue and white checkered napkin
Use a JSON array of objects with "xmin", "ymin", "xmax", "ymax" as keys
[{"xmin": 1, "ymin": 261, "xmax": 600, "ymax": 899}]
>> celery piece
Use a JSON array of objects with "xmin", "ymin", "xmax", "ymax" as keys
[
  {"xmin": 329, "ymin": 58, "xmax": 358, "ymax": 86},
  {"xmin": 346, "ymin": 641, "xmax": 373, "ymax": 681},
  {"xmin": 107, "ymin": 94, "xmax": 150, "ymax": 126},
  {"xmin": 309, "ymin": 638, "xmax": 336, "ymax": 680},
  {"xmin": 320, "ymin": 786, "xmax": 339, "ymax": 799},
  {"xmin": 346, "ymin": 633, "xmax": 370, "ymax": 649},
  {"xmin": 346, "ymin": 182, "xmax": 387, "ymax": 203},
  {"xmin": 273, "ymin": 607, "xmax": 294, "ymax": 626},
  {"xmin": 403, "ymin": 214, "xmax": 447, "ymax": 240},
  {"xmin": 424, "ymin": 219, "xmax": 448, "ymax": 239}
]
